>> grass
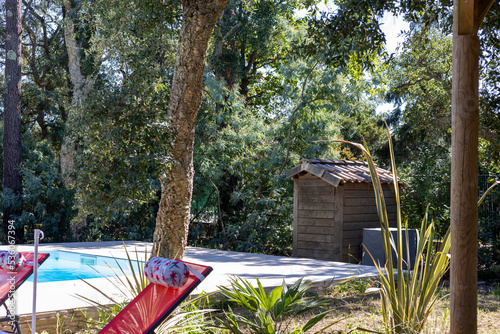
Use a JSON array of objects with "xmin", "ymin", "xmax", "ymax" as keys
[
  {"xmin": 50, "ymin": 277, "xmax": 500, "ymax": 334},
  {"xmin": 300, "ymin": 278, "xmax": 500, "ymax": 334},
  {"xmin": 185, "ymin": 278, "xmax": 500, "ymax": 334}
]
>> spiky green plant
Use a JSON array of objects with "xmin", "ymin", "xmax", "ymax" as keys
[
  {"xmin": 324, "ymin": 126, "xmax": 451, "ymax": 334},
  {"xmin": 215, "ymin": 276, "xmax": 339, "ymax": 334},
  {"xmin": 76, "ymin": 244, "xmax": 149, "ymax": 330},
  {"xmin": 77, "ymin": 243, "xmax": 148, "ymax": 309},
  {"xmin": 155, "ymin": 292, "xmax": 220, "ymax": 334}
]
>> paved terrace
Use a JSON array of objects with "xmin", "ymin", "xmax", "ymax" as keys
[{"xmin": 5, "ymin": 241, "xmax": 381, "ymax": 316}]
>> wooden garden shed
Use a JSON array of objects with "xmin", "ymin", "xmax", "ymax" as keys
[{"xmin": 286, "ymin": 159, "xmax": 397, "ymax": 263}]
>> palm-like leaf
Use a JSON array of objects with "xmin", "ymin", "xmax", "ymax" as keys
[{"xmin": 217, "ymin": 276, "xmax": 333, "ymax": 333}]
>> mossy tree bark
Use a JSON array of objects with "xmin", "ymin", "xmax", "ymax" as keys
[
  {"xmin": 152, "ymin": 0, "xmax": 228, "ymax": 259},
  {"xmin": 61, "ymin": 0, "xmax": 97, "ymax": 189}
]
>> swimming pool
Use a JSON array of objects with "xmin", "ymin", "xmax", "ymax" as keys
[{"xmin": 28, "ymin": 250, "xmax": 141, "ymax": 283}]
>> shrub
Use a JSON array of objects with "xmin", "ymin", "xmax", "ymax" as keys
[
  {"xmin": 0, "ymin": 134, "xmax": 76, "ymax": 243},
  {"xmin": 215, "ymin": 276, "xmax": 337, "ymax": 334}
]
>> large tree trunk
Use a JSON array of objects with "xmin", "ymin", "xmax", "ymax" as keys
[
  {"xmin": 60, "ymin": 0, "xmax": 96, "ymax": 188},
  {"xmin": 152, "ymin": 0, "xmax": 228, "ymax": 259},
  {"xmin": 3, "ymin": 0, "xmax": 24, "ymax": 243}
]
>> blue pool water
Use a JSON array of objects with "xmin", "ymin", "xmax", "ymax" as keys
[{"xmin": 28, "ymin": 250, "xmax": 141, "ymax": 283}]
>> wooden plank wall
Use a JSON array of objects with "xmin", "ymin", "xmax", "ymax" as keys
[
  {"xmin": 293, "ymin": 174, "xmax": 340, "ymax": 261},
  {"xmin": 342, "ymin": 183, "xmax": 396, "ymax": 263},
  {"xmin": 293, "ymin": 174, "xmax": 396, "ymax": 263}
]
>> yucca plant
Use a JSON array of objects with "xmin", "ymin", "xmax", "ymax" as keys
[
  {"xmin": 77, "ymin": 243, "xmax": 149, "ymax": 309},
  {"xmin": 329, "ymin": 126, "xmax": 451, "ymax": 334},
  {"xmin": 155, "ymin": 292, "xmax": 220, "ymax": 334},
  {"xmin": 215, "ymin": 276, "xmax": 338, "ymax": 334},
  {"xmin": 76, "ymin": 244, "xmax": 149, "ymax": 330}
]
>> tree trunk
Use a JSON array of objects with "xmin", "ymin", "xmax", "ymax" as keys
[
  {"xmin": 3, "ymin": 0, "xmax": 24, "ymax": 242},
  {"xmin": 152, "ymin": 0, "xmax": 228, "ymax": 259},
  {"xmin": 61, "ymin": 0, "xmax": 96, "ymax": 188}
]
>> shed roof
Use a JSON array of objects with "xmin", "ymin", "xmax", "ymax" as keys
[{"xmin": 286, "ymin": 159, "xmax": 394, "ymax": 187}]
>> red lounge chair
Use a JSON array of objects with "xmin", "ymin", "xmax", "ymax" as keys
[
  {"xmin": 0, "ymin": 252, "xmax": 50, "ymax": 334},
  {"xmin": 99, "ymin": 260, "xmax": 213, "ymax": 334}
]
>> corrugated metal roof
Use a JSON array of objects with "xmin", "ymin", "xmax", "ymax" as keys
[{"xmin": 286, "ymin": 159, "xmax": 394, "ymax": 186}]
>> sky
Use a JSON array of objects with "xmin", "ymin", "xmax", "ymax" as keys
[{"xmin": 379, "ymin": 12, "xmax": 410, "ymax": 54}]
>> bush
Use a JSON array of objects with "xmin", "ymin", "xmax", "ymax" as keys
[
  {"xmin": 398, "ymin": 145, "xmax": 451, "ymax": 238},
  {"xmin": 478, "ymin": 177, "xmax": 500, "ymax": 274},
  {"xmin": 216, "ymin": 276, "xmax": 335, "ymax": 334},
  {"xmin": 0, "ymin": 133, "xmax": 76, "ymax": 243}
]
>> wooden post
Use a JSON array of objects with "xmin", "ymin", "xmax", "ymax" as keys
[
  {"xmin": 450, "ymin": 1, "xmax": 494, "ymax": 333},
  {"xmin": 450, "ymin": 33, "xmax": 479, "ymax": 334},
  {"xmin": 333, "ymin": 186, "xmax": 343, "ymax": 262},
  {"xmin": 293, "ymin": 178, "xmax": 299, "ymax": 256}
]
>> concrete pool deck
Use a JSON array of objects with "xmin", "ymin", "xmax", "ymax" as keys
[{"xmin": 5, "ymin": 241, "xmax": 381, "ymax": 316}]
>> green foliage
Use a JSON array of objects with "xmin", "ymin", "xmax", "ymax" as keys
[
  {"xmin": 478, "ymin": 178, "xmax": 500, "ymax": 273},
  {"xmin": 0, "ymin": 130, "xmax": 76, "ymax": 243},
  {"xmin": 75, "ymin": 197, "xmax": 159, "ymax": 242},
  {"xmin": 191, "ymin": 50, "xmax": 350, "ymax": 255},
  {"xmin": 382, "ymin": 27, "xmax": 453, "ymax": 238},
  {"xmin": 209, "ymin": 0, "xmax": 316, "ymax": 101},
  {"xmin": 303, "ymin": 0, "xmax": 451, "ymax": 69},
  {"xmin": 335, "ymin": 69, "xmax": 388, "ymax": 162},
  {"xmin": 342, "ymin": 130, "xmax": 451, "ymax": 334},
  {"xmin": 156, "ymin": 293, "xmax": 219, "ymax": 334},
  {"xmin": 478, "ymin": 215, "xmax": 500, "ymax": 275},
  {"xmin": 21, "ymin": 0, "xmax": 69, "ymax": 146},
  {"xmin": 384, "ymin": 27, "xmax": 452, "ymax": 163},
  {"xmin": 20, "ymin": 136, "xmax": 76, "ymax": 242},
  {"xmin": 191, "ymin": 89, "xmax": 297, "ymax": 255},
  {"xmin": 478, "ymin": 2, "xmax": 500, "ymax": 167},
  {"xmin": 71, "ymin": 0, "xmax": 178, "ymax": 227},
  {"xmin": 216, "ymin": 276, "xmax": 335, "ymax": 334},
  {"xmin": 81, "ymin": 302, "xmax": 127, "ymax": 332},
  {"xmin": 398, "ymin": 145, "xmax": 450, "ymax": 237},
  {"xmin": 304, "ymin": 6, "xmax": 386, "ymax": 69}
]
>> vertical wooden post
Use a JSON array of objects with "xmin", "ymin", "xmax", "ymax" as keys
[
  {"xmin": 292, "ymin": 178, "xmax": 299, "ymax": 256},
  {"xmin": 450, "ymin": 1, "xmax": 495, "ymax": 332},
  {"xmin": 450, "ymin": 12, "xmax": 480, "ymax": 334},
  {"xmin": 333, "ymin": 186, "xmax": 343, "ymax": 262}
]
